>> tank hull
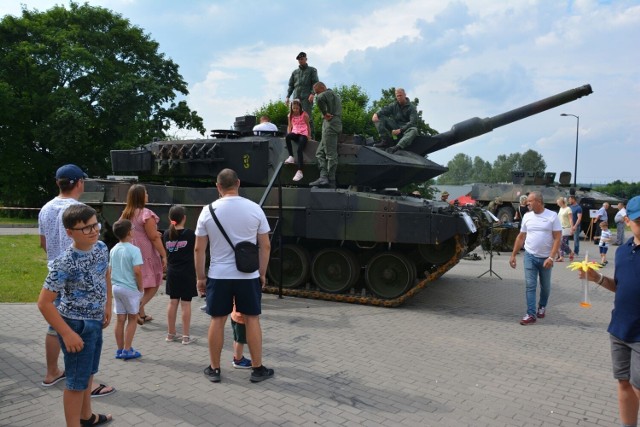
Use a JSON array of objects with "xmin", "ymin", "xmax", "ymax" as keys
[{"xmin": 82, "ymin": 178, "xmax": 486, "ymax": 306}]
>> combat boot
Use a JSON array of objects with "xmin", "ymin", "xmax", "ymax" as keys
[
  {"xmin": 374, "ymin": 136, "xmax": 393, "ymax": 148},
  {"xmin": 309, "ymin": 176, "xmax": 330, "ymax": 187},
  {"xmin": 386, "ymin": 145, "xmax": 401, "ymax": 154}
]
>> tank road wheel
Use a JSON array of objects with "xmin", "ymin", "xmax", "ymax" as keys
[
  {"xmin": 311, "ymin": 248, "xmax": 360, "ymax": 293},
  {"xmin": 365, "ymin": 252, "xmax": 416, "ymax": 299},
  {"xmin": 418, "ymin": 238, "xmax": 457, "ymax": 266},
  {"xmin": 496, "ymin": 206, "xmax": 514, "ymax": 224},
  {"xmin": 267, "ymin": 244, "xmax": 310, "ymax": 289}
]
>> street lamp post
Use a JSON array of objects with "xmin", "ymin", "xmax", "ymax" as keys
[{"xmin": 561, "ymin": 113, "xmax": 579, "ymax": 187}]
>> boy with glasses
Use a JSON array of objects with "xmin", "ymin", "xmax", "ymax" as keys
[
  {"xmin": 38, "ymin": 164, "xmax": 115, "ymax": 398},
  {"xmin": 37, "ymin": 204, "xmax": 113, "ymax": 426}
]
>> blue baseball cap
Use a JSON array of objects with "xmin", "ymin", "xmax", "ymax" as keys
[
  {"xmin": 627, "ymin": 196, "xmax": 640, "ymax": 221},
  {"xmin": 55, "ymin": 164, "xmax": 88, "ymax": 183}
]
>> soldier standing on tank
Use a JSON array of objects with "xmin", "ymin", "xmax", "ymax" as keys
[
  {"xmin": 308, "ymin": 82, "xmax": 342, "ymax": 189},
  {"xmin": 285, "ymin": 52, "xmax": 318, "ymax": 138},
  {"xmin": 372, "ymin": 88, "xmax": 419, "ymax": 154}
]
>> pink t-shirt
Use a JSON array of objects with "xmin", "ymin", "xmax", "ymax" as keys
[{"xmin": 290, "ymin": 112, "xmax": 309, "ymax": 136}]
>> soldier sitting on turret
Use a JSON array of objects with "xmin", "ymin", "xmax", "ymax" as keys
[{"xmin": 372, "ymin": 88, "xmax": 419, "ymax": 154}]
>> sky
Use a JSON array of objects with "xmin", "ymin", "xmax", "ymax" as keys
[{"xmin": 2, "ymin": 0, "xmax": 639, "ymax": 184}]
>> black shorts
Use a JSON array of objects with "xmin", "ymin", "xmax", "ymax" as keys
[{"xmin": 205, "ymin": 278, "xmax": 262, "ymax": 317}]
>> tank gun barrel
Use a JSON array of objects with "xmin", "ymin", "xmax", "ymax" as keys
[{"xmin": 410, "ymin": 84, "xmax": 593, "ymax": 157}]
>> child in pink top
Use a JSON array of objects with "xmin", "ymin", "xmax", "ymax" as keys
[{"xmin": 284, "ymin": 99, "xmax": 310, "ymax": 182}]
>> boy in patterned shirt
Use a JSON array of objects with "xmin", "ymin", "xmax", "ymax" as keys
[{"xmin": 37, "ymin": 204, "xmax": 113, "ymax": 426}]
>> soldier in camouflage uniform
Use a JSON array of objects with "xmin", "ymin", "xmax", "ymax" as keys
[
  {"xmin": 309, "ymin": 82, "xmax": 342, "ymax": 188},
  {"xmin": 372, "ymin": 88, "xmax": 419, "ymax": 153},
  {"xmin": 285, "ymin": 52, "xmax": 319, "ymax": 137}
]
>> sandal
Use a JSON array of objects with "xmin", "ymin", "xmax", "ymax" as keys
[
  {"xmin": 569, "ymin": 253, "xmax": 575, "ymax": 261},
  {"xmin": 90, "ymin": 384, "xmax": 115, "ymax": 398},
  {"xmin": 41, "ymin": 371, "xmax": 66, "ymax": 387},
  {"xmin": 165, "ymin": 333, "xmax": 179, "ymax": 342},
  {"xmin": 80, "ymin": 413, "xmax": 112, "ymax": 426},
  {"xmin": 182, "ymin": 336, "xmax": 197, "ymax": 345},
  {"xmin": 137, "ymin": 314, "xmax": 153, "ymax": 325}
]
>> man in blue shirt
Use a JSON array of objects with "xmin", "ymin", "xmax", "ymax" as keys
[
  {"xmin": 580, "ymin": 195, "xmax": 640, "ymax": 426},
  {"xmin": 568, "ymin": 195, "xmax": 583, "ymax": 256}
]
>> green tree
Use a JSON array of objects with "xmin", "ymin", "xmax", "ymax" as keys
[
  {"xmin": 595, "ymin": 180, "xmax": 640, "ymax": 200},
  {"xmin": 437, "ymin": 153, "xmax": 473, "ymax": 184},
  {"xmin": 492, "ymin": 153, "xmax": 521, "ymax": 182},
  {"xmin": 471, "ymin": 156, "xmax": 493, "ymax": 183},
  {"xmin": 253, "ymin": 101, "xmax": 289, "ymax": 130},
  {"xmin": 517, "ymin": 149, "xmax": 546, "ymax": 173},
  {"xmin": 0, "ymin": 3, "xmax": 205, "ymax": 207}
]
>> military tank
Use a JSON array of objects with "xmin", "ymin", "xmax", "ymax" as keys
[
  {"xmin": 470, "ymin": 171, "xmax": 622, "ymax": 231},
  {"xmin": 81, "ymin": 84, "xmax": 593, "ymax": 306}
]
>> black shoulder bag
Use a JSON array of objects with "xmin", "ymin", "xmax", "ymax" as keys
[{"xmin": 208, "ymin": 204, "xmax": 260, "ymax": 273}]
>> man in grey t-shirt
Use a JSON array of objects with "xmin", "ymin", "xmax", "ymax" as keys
[{"xmin": 38, "ymin": 164, "xmax": 115, "ymax": 397}]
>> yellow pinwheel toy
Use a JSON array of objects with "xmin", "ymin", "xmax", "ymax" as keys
[{"xmin": 567, "ymin": 253, "xmax": 600, "ymax": 307}]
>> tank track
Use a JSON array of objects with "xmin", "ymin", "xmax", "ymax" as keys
[{"xmin": 262, "ymin": 235, "xmax": 467, "ymax": 307}]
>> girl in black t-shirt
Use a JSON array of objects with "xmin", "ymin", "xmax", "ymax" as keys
[{"xmin": 163, "ymin": 205, "xmax": 198, "ymax": 345}]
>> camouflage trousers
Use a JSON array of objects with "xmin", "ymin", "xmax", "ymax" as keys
[{"xmin": 316, "ymin": 118, "xmax": 342, "ymax": 181}]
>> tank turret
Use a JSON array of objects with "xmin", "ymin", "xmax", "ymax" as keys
[{"xmin": 83, "ymin": 84, "xmax": 593, "ymax": 306}]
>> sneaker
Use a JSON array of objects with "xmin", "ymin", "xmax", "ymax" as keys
[
  {"xmin": 536, "ymin": 306, "xmax": 546, "ymax": 319},
  {"xmin": 204, "ymin": 366, "xmax": 221, "ymax": 383},
  {"xmin": 200, "ymin": 304, "xmax": 207, "ymax": 313},
  {"xmin": 182, "ymin": 336, "xmax": 197, "ymax": 345},
  {"xmin": 284, "ymin": 156, "xmax": 295, "ymax": 164},
  {"xmin": 292, "ymin": 170, "xmax": 303, "ymax": 182},
  {"xmin": 232, "ymin": 356, "xmax": 252, "ymax": 369},
  {"xmin": 121, "ymin": 348, "xmax": 141, "ymax": 360},
  {"xmin": 250, "ymin": 365, "xmax": 274, "ymax": 383},
  {"xmin": 520, "ymin": 314, "xmax": 536, "ymax": 325},
  {"xmin": 115, "ymin": 349, "xmax": 124, "ymax": 359}
]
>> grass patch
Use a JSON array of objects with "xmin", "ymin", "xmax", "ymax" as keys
[
  {"xmin": 0, "ymin": 235, "xmax": 48, "ymax": 302},
  {"xmin": 0, "ymin": 217, "xmax": 38, "ymax": 225}
]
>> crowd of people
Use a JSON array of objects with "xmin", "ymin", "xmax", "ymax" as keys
[
  {"xmin": 34, "ymin": 49, "xmax": 640, "ymax": 426},
  {"xmin": 37, "ymin": 165, "xmax": 274, "ymax": 426}
]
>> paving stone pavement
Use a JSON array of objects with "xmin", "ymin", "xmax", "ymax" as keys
[{"xmin": 0, "ymin": 246, "xmax": 622, "ymax": 426}]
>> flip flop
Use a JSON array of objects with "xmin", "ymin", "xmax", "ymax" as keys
[
  {"xmin": 41, "ymin": 372, "xmax": 66, "ymax": 387},
  {"xmin": 80, "ymin": 413, "xmax": 112, "ymax": 426},
  {"xmin": 90, "ymin": 384, "xmax": 116, "ymax": 398}
]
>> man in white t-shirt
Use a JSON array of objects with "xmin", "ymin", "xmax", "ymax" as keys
[
  {"xmin": 252, "ymin": 115, "xmax": 278, "ymax": 135},
  {"xmin": 194, "ymin": 168, "xmax": 274, "ymax": 383},
  {"xmin": 509, "ymin": 191, "xmax": 562, "ymax": 325},
  {"xmin": 38, "ymin": 164, "xmax": 115, "ymax": 396}
]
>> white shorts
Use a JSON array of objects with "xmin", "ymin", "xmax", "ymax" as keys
[{"xmin": 113, "ymin": 285, "xmax": 143, "ymax": 315}]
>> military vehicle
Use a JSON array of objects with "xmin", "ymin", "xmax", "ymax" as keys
[
  {"xmin": 470, "ymin": 170, "xmax": 622, "ymax": 233},
  {"xmin": 81, "ymin": 84, "xmax": 593, "ymax": 306}
]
